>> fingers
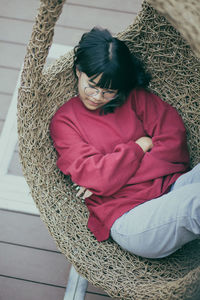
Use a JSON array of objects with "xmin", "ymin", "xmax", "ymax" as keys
[
  {"xmin": 135, "ymin": 136, "xmax": 153, "ymax": 153},
  {"xmin": 76, "ymin": 186, "xmax": 93, "ymax": 199},
  {"xmin": 76, "ymin": 186, "xmax": 86, "ymax": 197},
  {"xmin": 83, "ymin": 189, "xmax": 93, "ymax": 199}
]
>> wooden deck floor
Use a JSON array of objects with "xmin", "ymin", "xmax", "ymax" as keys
[
  {"xmin": 0, "ymin": 0, "xmax": 142, "ymax": 299},
  {"xmin": 0, "ymin": 209, "xmax": 113, "ymax": 299}
]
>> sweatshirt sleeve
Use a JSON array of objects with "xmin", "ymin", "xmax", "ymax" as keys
[
  {"xmin": 132, "ymin": 89, "xmax": 190, "ymax": 170},
  {"xmin": 50, "ymin": 111, "xmax": 144, "ymax": 196}
]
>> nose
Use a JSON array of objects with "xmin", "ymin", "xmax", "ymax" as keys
[{"xmin": 92, "ymin": 91, "xmax": 103, "ymax": 101}]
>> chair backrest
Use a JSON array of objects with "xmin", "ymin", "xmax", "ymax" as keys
[
  {"xmin": 148, "ymin": 0, "xmax": 200, "ymax": 59},
  {"xmin": 117, "ymin": 2, "xmax": 200, "ymax": 168},
  {"xmin": 39, "ymin": 1, "xmax": 200, "ymax": 168}
]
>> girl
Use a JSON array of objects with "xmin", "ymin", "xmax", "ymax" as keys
[{"xmin": 50, "ymin": 27, "xmax": 200, "ymax": 259}]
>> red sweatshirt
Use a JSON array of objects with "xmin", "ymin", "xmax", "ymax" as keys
[{"xmin": 50, "ymin": 89, "xmax": 190, "ymax": 241}]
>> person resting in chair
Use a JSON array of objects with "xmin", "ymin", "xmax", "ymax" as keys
[{"xmin": 50, "ymin": 27, "xmax": 200, "ymax": 259}]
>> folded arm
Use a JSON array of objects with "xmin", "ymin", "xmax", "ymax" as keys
[
  {"xmin": 50, "ymin": 113, "xmax": 145, "ymax": 196},
  {"xmin": 132, "ymin": 90, "xmax": 190, "ymax": 172}
]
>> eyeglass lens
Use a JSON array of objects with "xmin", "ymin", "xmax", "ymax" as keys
[{"xmin": 85, "ymin": 87, "xmax": 116, "ymax": 100}]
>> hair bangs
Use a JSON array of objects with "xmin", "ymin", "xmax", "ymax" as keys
[{"xmin": 90, "ymin": 66, "xmax": 122, "ymax": 91}]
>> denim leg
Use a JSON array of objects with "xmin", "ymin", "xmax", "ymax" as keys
[
  {"xmin": 170, "ymin": 163, "xmax": 200, "ymax": 191},
  {"xmin": 111, "ymin": 181, "xmax": 200, "ymax": 259}
]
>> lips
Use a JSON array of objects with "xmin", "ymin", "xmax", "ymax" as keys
[{"xmin": 87, "ymin": 99, "xmax": 101, "ymax": 106}]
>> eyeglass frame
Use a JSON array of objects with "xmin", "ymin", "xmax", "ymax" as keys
[{"xmin": 83, "ymin": 80, "xmax": 118, "ymax": 101}]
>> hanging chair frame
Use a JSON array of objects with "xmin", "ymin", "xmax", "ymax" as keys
[{"xmin": 17, "ymin": 0, "xmax": 200, "ymax": 299}]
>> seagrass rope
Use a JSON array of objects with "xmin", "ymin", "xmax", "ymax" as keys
[
  {"xmin": 147, "ymin": 0, "xmax": 200, "ymax": 58},
  {"xmin": 17, "ymin": 0, "xmax": 200, "ymax": 299}
]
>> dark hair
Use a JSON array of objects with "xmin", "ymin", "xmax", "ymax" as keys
[{"xmin": 74, "ymin": 27, "xmax": 151, "ymax": 114}]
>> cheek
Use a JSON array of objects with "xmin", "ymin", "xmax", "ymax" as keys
[{"xmin": 77, "ymin": 81, "xmax": 84, "ymax": 95}]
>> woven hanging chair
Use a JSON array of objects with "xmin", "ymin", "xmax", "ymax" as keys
[{"xmin": 17, "ymin": 0, "xmax": 200, "ymax": 299}]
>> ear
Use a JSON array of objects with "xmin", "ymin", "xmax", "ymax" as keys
[{"xmin": 76, "ymin": 68, "xmax": 81, "ymax": 78}]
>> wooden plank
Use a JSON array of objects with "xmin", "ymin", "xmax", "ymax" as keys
[
  {"xmin": 53, "ymin": 25, "xmax": 85, "ymax": 46},
  {"xmin": 0, "ymin": 275, "xmax": 113, "ymax": 300},
  {"xmin": 0, "ymin": 276, "xmax": 66, "ymax": 300},
  {"xmin": 1, "ymin": 0, "xmax": 137, "ymax": 34},
  {"xmin": 68, "ymin": 0, "xmax": 142, "ymax": 12},
  {"xmin": 87, "ymin": 282, "xmax": 110, "ymax": 297},
  {"xmin": 0, "ymin": 18, "xmax": 84, "ymax": 46},
  {"xmin": 1, "ymin": 0, "xmax": 139, "ymax": 23},
  {"xmin": 2, "ymin": 0, "xmax": 142, "ymax": 16},
  {"xmin": 0, "ymin": 243, "xmax": 71, "ymax": 286},
  {"xmin": 1, "ymin": 0, "xmax": 38, "ymax": 21},
  {"xmin": 0, "ymin": 175, "xmax": 39, "ymax": 214},
  {"xmin": 0, "ymin": 210, "xmax": 59, "ymax": 251},
  {"xmin": 0, "ymin": 43, "xmax": 72, "ymax": 81},
  {"xmin": 58, "ymin": 5, "xmax": 136, "ymax": 34},
  {"xmin": 0, "ymin": 18, "xmax": 34, "ymax": 44},
  {"xmin": 0, "ymin": 68, "xmax": 19, "ymax": 94},
  {"xmin": 0, "ymin": 12, "xmax": 137, "ymax": 49},
  {"xmin": 85, "ymin": 293, "xmax": 111, "ymax": 299},
  {"xmin": 0, "ymin": 42, "xmax": 26, "ymax": 69},
  {"xmin": 0, "ymin": 197, "xmax": 39, "ymax": 214}
]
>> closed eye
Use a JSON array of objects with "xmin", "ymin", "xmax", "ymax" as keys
[
  {"xmin": 88, "ymin": 83, "xmax": 97, "ymax": 89},
  {"xmin": 106, "ymin": 90, "xmax": 116, "ymax": 94},
  {"xmin": 88, "ymin": 84, "xmax": 115, "ymax": 93}
]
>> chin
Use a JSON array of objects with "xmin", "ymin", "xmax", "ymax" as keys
[
  {"xmin": 86, "ymin": 104, "xmax": 100, "ymax": 110},
  {"xmin": 84, "ymin": 100, "xmax": 102, "ymax": 110}
]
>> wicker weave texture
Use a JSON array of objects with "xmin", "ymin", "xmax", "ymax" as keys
[
  {"xmin": 147, "ymin": 0, "xmax": 200, "ymax": 58},
  {"xmin": 17, "ymin": 0, "xmax": 200, "ymax": 299}
]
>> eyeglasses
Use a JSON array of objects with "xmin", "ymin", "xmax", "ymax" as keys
[{"xmin": 84, "ymin": 86, "xmax": 117, "ymax": 101}]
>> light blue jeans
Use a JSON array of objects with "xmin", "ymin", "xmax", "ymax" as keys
[{"xmin": 111, "ymin": 163, "xmax": 200, "ymax": 258}]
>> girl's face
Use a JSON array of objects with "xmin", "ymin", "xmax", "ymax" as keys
[{"xmin": 76, "ymin": 70, "xmax": 117, "ymax": 110}]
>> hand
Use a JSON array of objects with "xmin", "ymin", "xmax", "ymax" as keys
[
  {"xmin": 75, "ymin": 185, "xmax": 93, "ymax": 199},
  {"xmin": 135, "ymin": 136, "xmax": 153, "ymax": 153}
]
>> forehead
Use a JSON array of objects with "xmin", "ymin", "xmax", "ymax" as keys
[
  {"xmin": 85, "ymin": 73, "xmax": 102, "ymax": 84},
  {"xmin": 82, "ymin": 71, "xmax": 118, "ymax": 91},
  {"xmin": 89, "ymin": 73, "xmax": 115, "ymax": 90}
]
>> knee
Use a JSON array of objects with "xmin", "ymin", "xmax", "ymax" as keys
[
  {"xmin": 181, "ymin": 184, "xmax": 200, "ymax": 215},
  {"xmin": 111, "ymin": 230, "xmax": 171, "ymax": 259},
  {"xmin": 125, "ymin": 240, "xmax": 171, "ymax": 259}
]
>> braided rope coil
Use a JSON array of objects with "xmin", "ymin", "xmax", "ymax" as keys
[{"xmin": 147, "ymin": 0, "xmax": 200, "ymax": 58}]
